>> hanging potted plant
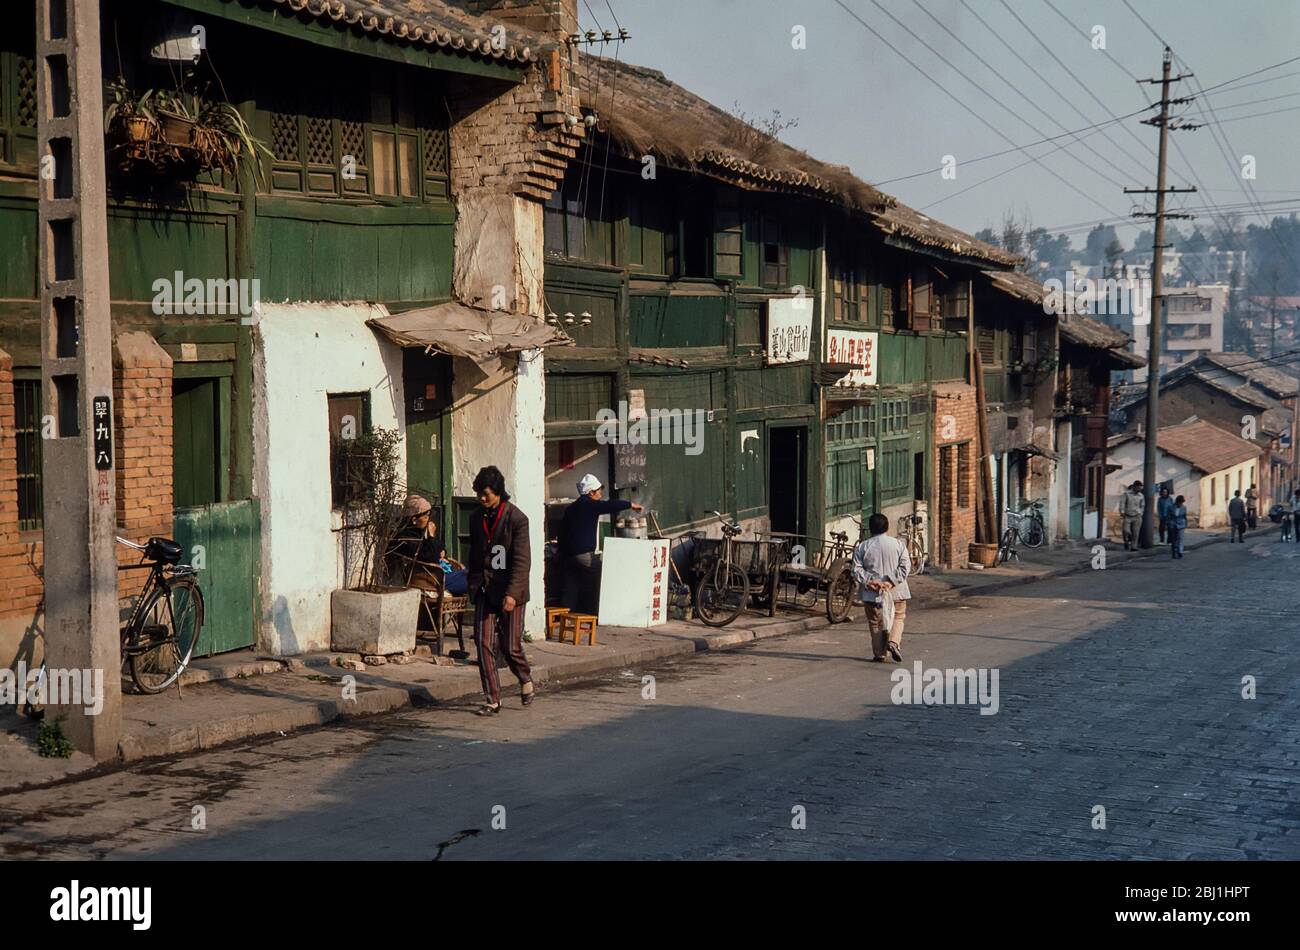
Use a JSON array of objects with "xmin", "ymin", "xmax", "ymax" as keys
[
  {"xmin": 104, "ymin": 79, "xmax": 162, "ymax": 166},
  {"xmin": 330, "ymin": 428, "xmax": 421, "ymax": 656},
  {"xmin": 104, "ymin": 79, "xmax": 268, "ymax": 181}
]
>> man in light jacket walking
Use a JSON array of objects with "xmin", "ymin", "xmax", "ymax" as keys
[
  {"xmin": 1119, "ymin": 480, "xmax": 1145, "ymax": 551},
  {"xmin": 1228, "ymin": 489, "xmax": 1247, "ymax": 543},
  {"xmin": 851, "ymin": 513, "xmax": 912, "ymax": 663}
]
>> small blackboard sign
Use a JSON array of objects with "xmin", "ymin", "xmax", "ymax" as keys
[
  {"xmin": 92, "ymin": 395, "xmax": 112, "ymax": 470},
  {"xmin": 614, "ymin": 439, "xmax": 647, "ymax": 488}
]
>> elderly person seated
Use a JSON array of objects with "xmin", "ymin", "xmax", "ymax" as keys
[{"xmin": 388, "ymin": 494, "xmax": 468, "ymax": 596}]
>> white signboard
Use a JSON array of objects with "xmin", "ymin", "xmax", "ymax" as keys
[
  {"xmin": 598, "ymin": 537, "xmax": 671, "ymax": 628},
  {"xmin": 766, "ymin": 298, "xmax": 813, "ymax": 364},
  {"xmin": 825, "ymin": 328, "xmax": 879, "ymax": 386}
]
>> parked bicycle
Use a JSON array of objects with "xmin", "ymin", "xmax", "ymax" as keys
[
  {"xmin": 694, "ymin": 511, "xmax": 751, "ymax": 628},
  {"xmin": 897, "ymin": 512, "xmax": 929, "ymax": 576},
  {"xmin": 24, "ymin": 535, "xmax": 205, "ymax": 718},
  {"xmin": 997, "ymin": 501, "xmax": 1045, "ymax": 564}
]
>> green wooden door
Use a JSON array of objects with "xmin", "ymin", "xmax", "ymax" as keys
[
  {"xmin": 173, "ymin": 377, "xmax": 221, "ymax": 508},
  {"xmin": 174, "ymin": 499, "xmax": 260, "ymax": 656},
  {"xmin": 402, "ymin": 349, "xmax": 453, "ymax": 537}
]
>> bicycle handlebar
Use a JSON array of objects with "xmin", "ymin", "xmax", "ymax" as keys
[{"xmin": 115, "ymin": 536, "xmax": 146, "ymax": 552}]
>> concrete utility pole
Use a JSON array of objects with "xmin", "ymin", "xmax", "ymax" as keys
[
  {"xmin": 1125, "ymin": 48, "xmax": 1197, "ymax": 549},
  {"xmin": 37, "ymin": 0, "xmax": 121, "ymax": 756}
]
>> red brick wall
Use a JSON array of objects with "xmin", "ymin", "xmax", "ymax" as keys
[
  {"xmin": 0, "ymin": 348, "xmax": 43, "ymax": 623},
  {"xmin": 446, "ymin": 2, "xmax": 583, "ymax": 202},
  {"xmin": 934, "ymin": 382, "xmax": 979, "ymax": 568},
  {"xmin": 0, "ymin": 334, "xmax": 173, "ymax": 635},
  {"xmin": 113, "ymin": 333, "xmax": 174, "ymax": 599}
]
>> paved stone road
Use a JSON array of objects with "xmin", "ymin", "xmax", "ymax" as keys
[{"xmin": 2, "ymin": 538, "xmax": 1297, "ymax": 859}]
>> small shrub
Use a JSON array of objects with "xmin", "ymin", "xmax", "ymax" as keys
[{"xmin": 36, "ymin": 717, "xmax": 74, "ymax": 758}]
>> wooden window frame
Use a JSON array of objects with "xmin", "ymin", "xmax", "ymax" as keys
[
  {"xmin": 14, "ymin": 374, "xmax": 42, "ymax": 531},
  {"xmin": 328, "ymin": 392, "xmax": 373, "ymax": 510}
]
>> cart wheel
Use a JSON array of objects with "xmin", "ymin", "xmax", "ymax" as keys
[
  {"xmin": 766, "ymin": 563, "xmax": 780, "ymax": 617},
  {"xmin": 825, "ymin": 558, "xmax": 856, "ymax": 624}
]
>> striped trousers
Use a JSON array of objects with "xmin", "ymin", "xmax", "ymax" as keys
[{"xmin": 474, "ymin": 597, "xmax": 532, "ymax": 705}]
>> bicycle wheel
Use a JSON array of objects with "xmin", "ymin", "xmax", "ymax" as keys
[
  {"xmin": 824, "ymin": 558, "xmax": 857, "ymax": 624},
  {"xmin": 128, "ymin": 576, "xmax": 205, "ymax": 694},
  {"xmin": 909, "ymin": 536, "xmax": 928, "ymax": 575},
  {"xmin": 996, "ymin": 528, "xmax": 1017, "ymax": 564},
  {"xmin": 1023, "ymin": 516, "xmax": 1046, "ymax": 548},
  {"xmin": 694, "ymin": 561, "xmax": 750, "ymax": 627}
]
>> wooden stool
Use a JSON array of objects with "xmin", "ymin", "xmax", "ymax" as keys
[
  {"xmin": 560, "ymin": 613, "xmax": 598, "ymax": 646},
  {"xmin": 546, "ymin": 607, "xmax": 570, "ymax": 642}
]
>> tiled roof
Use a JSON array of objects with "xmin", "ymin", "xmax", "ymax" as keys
[
  {"xmin": 872, "ymin": 206, "xmax": 1020, "ymax": 268},
  {"xmin": 1201, "ymin": 352, "xmax": 1300, "ymax": 399},
  {"xmin": 255, "ymin": 0, "xmax": 539, "ymax": 62},
  {"xmin": 1057, "ymin": 313, "xmax": 1145, "ymax": 368},
  {"xmin": 1153, "ymin": 420, "xmax": 1262, "ymax": 474},
  {"xmin": 579, "ymin": 56, "xmax": 892, "ymax": 214}
]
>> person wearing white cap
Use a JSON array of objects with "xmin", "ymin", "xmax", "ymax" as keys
[{"xmin": 556, "ymin": 474, "xmax": 643, "ymax": 612}]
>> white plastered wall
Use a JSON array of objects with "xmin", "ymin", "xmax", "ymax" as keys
[
  {"xmin": 452, "ymin": 193, "xmax": 547, "ymax": 639},
  {"xmin": 252, "ymin": 302, "xmax": 406, "ymax": 655}
]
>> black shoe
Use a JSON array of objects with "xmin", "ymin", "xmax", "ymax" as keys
[
  {"xmin": 476, "ymin": 703, "xmax": 501, "ymax": 716},
  {"xmin": 887, "ymin": 643, "xmax": 903, "ymax": 663},
  {"xmin": 522, "ymin": 688, "xmax": 536, "ymax": 707}
]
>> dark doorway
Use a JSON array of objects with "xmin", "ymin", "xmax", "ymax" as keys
[
  {"xmin": 768, "ymin": 425, "xmax": 806, "ymax": 535},
  {"xmin": 913, "ymin": 450, "xmax": 925, "ymax": 502},
  {"xmin": 173, "ymin": 376, "xmax": 222, "ymax": 508}
]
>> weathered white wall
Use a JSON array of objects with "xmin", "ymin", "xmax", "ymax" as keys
[
  {"xmin": 1105, "ymin": 441, "xmax": 1195, "ymax": 529},
  {"xmin": 450, "ymin": 194, "xmax": 548, "ymax": 639},
  {"xmin": 252, "ymin": 302, "xmax": 406, "ymax": 655},
  {"xmin": 451, "ymin": 351, "xmax": 546, "ymax": 638}
]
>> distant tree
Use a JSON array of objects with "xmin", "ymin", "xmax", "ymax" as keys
[
  {"xmin": 1027, "ymin": 227, "xmax": 1073, "ymax": 270},
  {"xmin": 1084, "ymin": 224, "xmax": 1120, "ymax": 265},
  {"xmin": 974, "ymin": 226, "xmax": 1000, "ymax": 248},
  {"xmin": 1180, "ymin": 228, "xmax": 1209, "ymax": 254},
  {"xmin": 1103, "ymin": 237, "xmax": 1125, "ymax": 274}
]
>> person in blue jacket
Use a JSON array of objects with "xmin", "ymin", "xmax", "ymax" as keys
[
  {"xmin": 557, "ymin": 474, "xmax": 643, "ymax": 611},
  {"xmin": 1168, "ymin": 494, "xmax": 1188, "ymax": 559},
  {"xmin": 1156, "ymin": 486, "xmax": 1174, "ymax": 544}
]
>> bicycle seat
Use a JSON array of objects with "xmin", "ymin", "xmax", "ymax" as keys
[{"xmin": 143, "ymin": 537, "xmax": 183, "ymax": 565}]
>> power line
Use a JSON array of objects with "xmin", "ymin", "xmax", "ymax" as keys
[
  {"xmin": 994, "ymin": 0, "xmax": 1168, "ymax": 184},
  {"xmin": 830, "ymin": 0, "xmax": 1126, "ymax": 220},
  {"xmin": 873, "ymin": 107, "xmax": 1148, "ymax": 185},
  {"xmin": 908, "ymin": 0, "xmax": 1141, "ymax": 188}
]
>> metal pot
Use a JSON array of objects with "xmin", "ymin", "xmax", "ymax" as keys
[{"xmin": 615, "ymin": 515, "xmax": 647, "ymax": 539}]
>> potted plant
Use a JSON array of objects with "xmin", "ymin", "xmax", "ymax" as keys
[
  {"xmin": 104, "ymin": 79, "xmax": 268, "ymax": 181},
  {"xmin": 104, "ymin": 79, "xmax": 161, "ymax": 164},
  {"xmin": 330, "ymin": 428, "xmax": 421, "ymax": 656}
]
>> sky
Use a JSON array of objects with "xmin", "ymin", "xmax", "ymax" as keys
[{"xmin": 577, "ymin": 0, "xmax": 1300, "ymax": 254}]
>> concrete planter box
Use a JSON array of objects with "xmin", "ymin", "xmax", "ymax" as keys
[{"xmin": 330, "ymin": 587, "xmax": 420, "ymax": 655}]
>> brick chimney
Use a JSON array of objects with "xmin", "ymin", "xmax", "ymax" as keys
[{"xmin": 460, "ymin": 0, "xmax": 579, "ymax": 39}]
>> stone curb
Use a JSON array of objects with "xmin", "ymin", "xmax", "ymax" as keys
[{"xmin": 113, "ymin": 615, "xmax": 830, "ymax": 764}]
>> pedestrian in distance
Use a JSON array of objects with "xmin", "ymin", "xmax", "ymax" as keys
[
  {"xmin": 1119, "ymin": 480, "xmax": 1145, "ymax": 551},
  {"xmin": 1168, "ymin": 495, "xmax": 1187, "ymax": 559},
  {"xmin": 1156, "ymin": 486, "xmax": 1173, "ymax": 544},
  {"xmin": 555, "ymin": 473, "xmax": 642, "ymax": 613},
  {"xmin": 851, "ymin": 513, "xmax": 912, "ymax": 663},
  {"xmin": 1280, "ymin": 499, "xmax": 1294, "ymax": 542},
  {"xmin": 1292, "ymin": 488, "xmax": 1300, "ymax": 543},
  {"xmin": 466, "ymin": 465, "xmax": 535, "ymax": 715},
  {"xmin": 1228, "ymin": 489, "xmax": 1247, "ymax": 543},
  {"xmin": 1245, "ymin": 484, "xmax": 1259, "ymax": 530}
]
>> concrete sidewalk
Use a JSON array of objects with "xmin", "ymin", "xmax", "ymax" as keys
[{"xmin": 0, "ymin": 520, "xmax": 1265, "ymax": 788}]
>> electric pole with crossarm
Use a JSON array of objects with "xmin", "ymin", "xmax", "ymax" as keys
[{"xmin": 1126, "ymin": 47, "xmax": 1197, "ymax": 549}]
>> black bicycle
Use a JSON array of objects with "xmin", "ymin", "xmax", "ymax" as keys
[{"xmin": 24, "ymin": 535, "xmax": 205, "ymax": 717}]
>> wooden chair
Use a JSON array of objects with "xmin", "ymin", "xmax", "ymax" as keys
[
  {"xmin": 546, "ymin": 607, "xmax": 570, "ymax": 641},
  {"xmin": 386, "ymin": 552, "xmax": 471, "ymax": 658},
  {"xmin": 560, "ymin": 613, "xmax": 598, "ymax": 646}
]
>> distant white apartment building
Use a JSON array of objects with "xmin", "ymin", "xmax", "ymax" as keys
[{"xmin": 1123, "ymin": 284, "xmax": 1227, "ymax": 382}]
